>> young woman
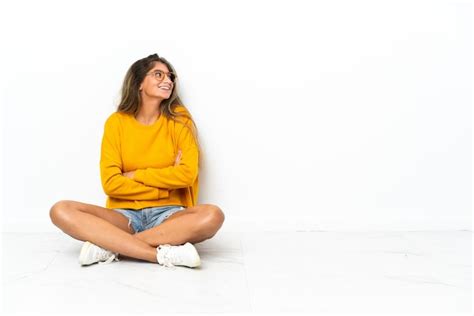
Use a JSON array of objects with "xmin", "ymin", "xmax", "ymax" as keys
[{"xmin": 49, "ymin": 54, "xmax": 225, "ymax": 268}]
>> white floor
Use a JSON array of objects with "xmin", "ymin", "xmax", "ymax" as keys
[{"xmin": 1, "ymin": 230, "xmax": 472, "ymax": 315}]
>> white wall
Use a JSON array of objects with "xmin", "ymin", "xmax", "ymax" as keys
[{"xmin": 1, "ymin": 0, "xmax": 471, "ymax": 232}]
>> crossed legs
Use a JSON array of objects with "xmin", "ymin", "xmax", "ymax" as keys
[{"xmin": 49, "ymin": 200, "xmax": 225, "ymax": 263}]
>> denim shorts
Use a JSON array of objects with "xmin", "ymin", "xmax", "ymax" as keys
[{"xmin": 112, "ymin": 205, "xmax": 186, "ymax": 234}]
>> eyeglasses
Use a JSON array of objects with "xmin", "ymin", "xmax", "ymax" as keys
[{"xmin": 146, "ymin": 70, "xmax": 177, "ymax": 83}]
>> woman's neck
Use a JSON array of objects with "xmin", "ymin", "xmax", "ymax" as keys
[{"xmin": 136, "ymin": 99, "xmax": 163, "ymax": 124}]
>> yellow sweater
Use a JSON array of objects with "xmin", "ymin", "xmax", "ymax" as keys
[{"xmin": 100, "ymin": 106, "xmax": 199, "ymax": 210}]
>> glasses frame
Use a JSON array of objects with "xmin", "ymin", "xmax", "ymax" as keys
[{"xmin": 146, "ymin": 70, "xmax": 177, "ymax": 83}]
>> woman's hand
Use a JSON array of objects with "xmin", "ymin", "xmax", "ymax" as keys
[
  {"xmin": 122, "ymin": 171, "xmax": 136, "ymax": 179},
  {"xmin": 174, "ymin": 149, "xmax": 182, "ymax": 166}
]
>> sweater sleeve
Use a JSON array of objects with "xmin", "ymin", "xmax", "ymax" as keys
[
  {"xmin": 100, "ymin": 114, "xmax": 170, "ymax": 200},
  {"xmin": 133, "ymin": 118, "xmax": 199, "ymax": 189}
]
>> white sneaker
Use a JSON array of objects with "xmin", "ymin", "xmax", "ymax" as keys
[
  {"xmin": 157, "ymin": 242, "xmax": 201, "ymax": 268},
  {"xmin": 79, "ymin": 241, "xmax": 120, "ymax": 266}
]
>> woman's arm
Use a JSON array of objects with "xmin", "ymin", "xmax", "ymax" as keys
[
  {"xmin": 123, "ymin": 149, "xmax": 182, "ymax": 179},
  {"xmin": 133, "ymin": 123, "xmax": 199, "ymax": 189}
]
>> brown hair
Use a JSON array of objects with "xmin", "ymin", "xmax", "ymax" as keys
[{"xmin": 117, "ymin": 53, "xmax": 201, "ymax": 155}]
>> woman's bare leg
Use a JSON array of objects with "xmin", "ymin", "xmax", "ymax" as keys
[
  {"xmin": 134, "ymin": 204, "xmax": 225, "ymax": 247},
  {"xmin": 49, "ymin": 200, "xmax": 157, "ymax": 263}
]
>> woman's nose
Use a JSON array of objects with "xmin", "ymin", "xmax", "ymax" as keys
[{"xmin": 164, "ymin": 74, "xmax": 175, "ymax": 84}]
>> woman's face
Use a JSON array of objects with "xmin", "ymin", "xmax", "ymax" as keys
[{"xmin": 139, "ymin": 62, "xmax": 174, "ymax": 100}]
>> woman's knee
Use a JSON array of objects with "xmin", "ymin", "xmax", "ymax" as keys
[
  {"xmin": 206, "ymin": 204, "xmax": 225, "ymax": 224},
  {"xmin": 201, "ymin": 204, "xmax": 225, "ymax": 235},
  {"xmin": 49, "ymin": 200, "xmax": 77, "ymax": 225}
]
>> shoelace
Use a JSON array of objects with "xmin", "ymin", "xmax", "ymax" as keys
[
  {"xmin": 98, "ymin": 251, "xmax": 120, "ymax": 265},
  {"xmin": 158, "ymin": 244, "xmax": 179, "ymax": 268}
]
